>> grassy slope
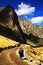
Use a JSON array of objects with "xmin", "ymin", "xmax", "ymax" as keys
[{"xmin": 0, "ymin": 35, "xmax": 19, "ymax": 48}]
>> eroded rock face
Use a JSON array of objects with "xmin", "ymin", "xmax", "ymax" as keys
[{"xmin": 0, "ymin": 5, "xmax": 16, "ymax": 27}]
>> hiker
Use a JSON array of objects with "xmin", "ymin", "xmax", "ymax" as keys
[{"xmin": 18, "ymin": 45, "xmax": 24, "ymax": 58}]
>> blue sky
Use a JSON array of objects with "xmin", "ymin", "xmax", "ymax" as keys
[{"xmin": 0, "ymin": 0, "xmax": 43, "ymax": 26}]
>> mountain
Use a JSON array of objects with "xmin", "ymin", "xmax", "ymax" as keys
[
  {"xmin": 18, "ymin": 18, "xmax": 43, "ymax": 45},
  {"xmin": 0, "ymin": 5, "xmax": 43, "ymax": 46},
  {"xmin": 18, "ymin": 18, "xmax": 43, "ymax": 39}
]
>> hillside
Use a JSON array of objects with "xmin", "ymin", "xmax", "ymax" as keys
[
  {"xmin": 0, "ymin": 5, "xmax": 43, "ymax": 46},
  {"xmin": 18, "ymin": 18, "xmax": 43, "ymax": 39},
  {"xmin": 0, "ymin": 35, "xmax": 19, "ymax": 48},
  {"xmin": 0, "ymin": 7, "xmax": 43, "ymax": 39},
  {"xmin": 18, "ymin": 18, "xmax": 43, "ymax": 45}
]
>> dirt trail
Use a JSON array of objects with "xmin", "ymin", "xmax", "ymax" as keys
[{"xmin": 0, "ymin": 47, "xmax": 29, "ymax": 65}]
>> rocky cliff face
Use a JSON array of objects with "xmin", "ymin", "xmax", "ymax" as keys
[
  {"xmin": 0, "ymin": 5, "xmax": 43, "ymax": 45},
  {"xmin": 18, "ymin": 18, "xmax": 43, "ymax": 45},
  {"xmin": 18, "ymin": 18, "xmax": 43, "ymax": 39}
]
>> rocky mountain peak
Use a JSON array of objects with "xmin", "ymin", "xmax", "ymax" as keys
[{"xmin": 0, "ymin": 5, "xmax": 18, "ymax": 27}]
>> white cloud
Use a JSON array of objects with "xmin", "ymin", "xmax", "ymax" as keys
[
  {"xmin": 31, "ymin": 16, "xmax": 43, "ymax": 23},
  {"xmin": 15, "ymin": 2, "xmax": 35, "ymax": 16}
]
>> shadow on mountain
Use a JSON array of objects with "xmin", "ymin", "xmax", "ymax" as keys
[
  {"xmin": 0, "ymin": 24, "xmax": 39, "ymax": 44},
  {"xmin": 28, "ymin": 33, "xmax": 39, "ymax": 43},
  {"xmin": 0, "ymin": 24, "xmax": 25, "ymax": 43},
  {"xmin": 0, "ymin": 5, "xmax": 41, "ymax": 45},
  {"xmin": 20, "ymin": 32, "xmax": 39, "ymax": 44}
]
